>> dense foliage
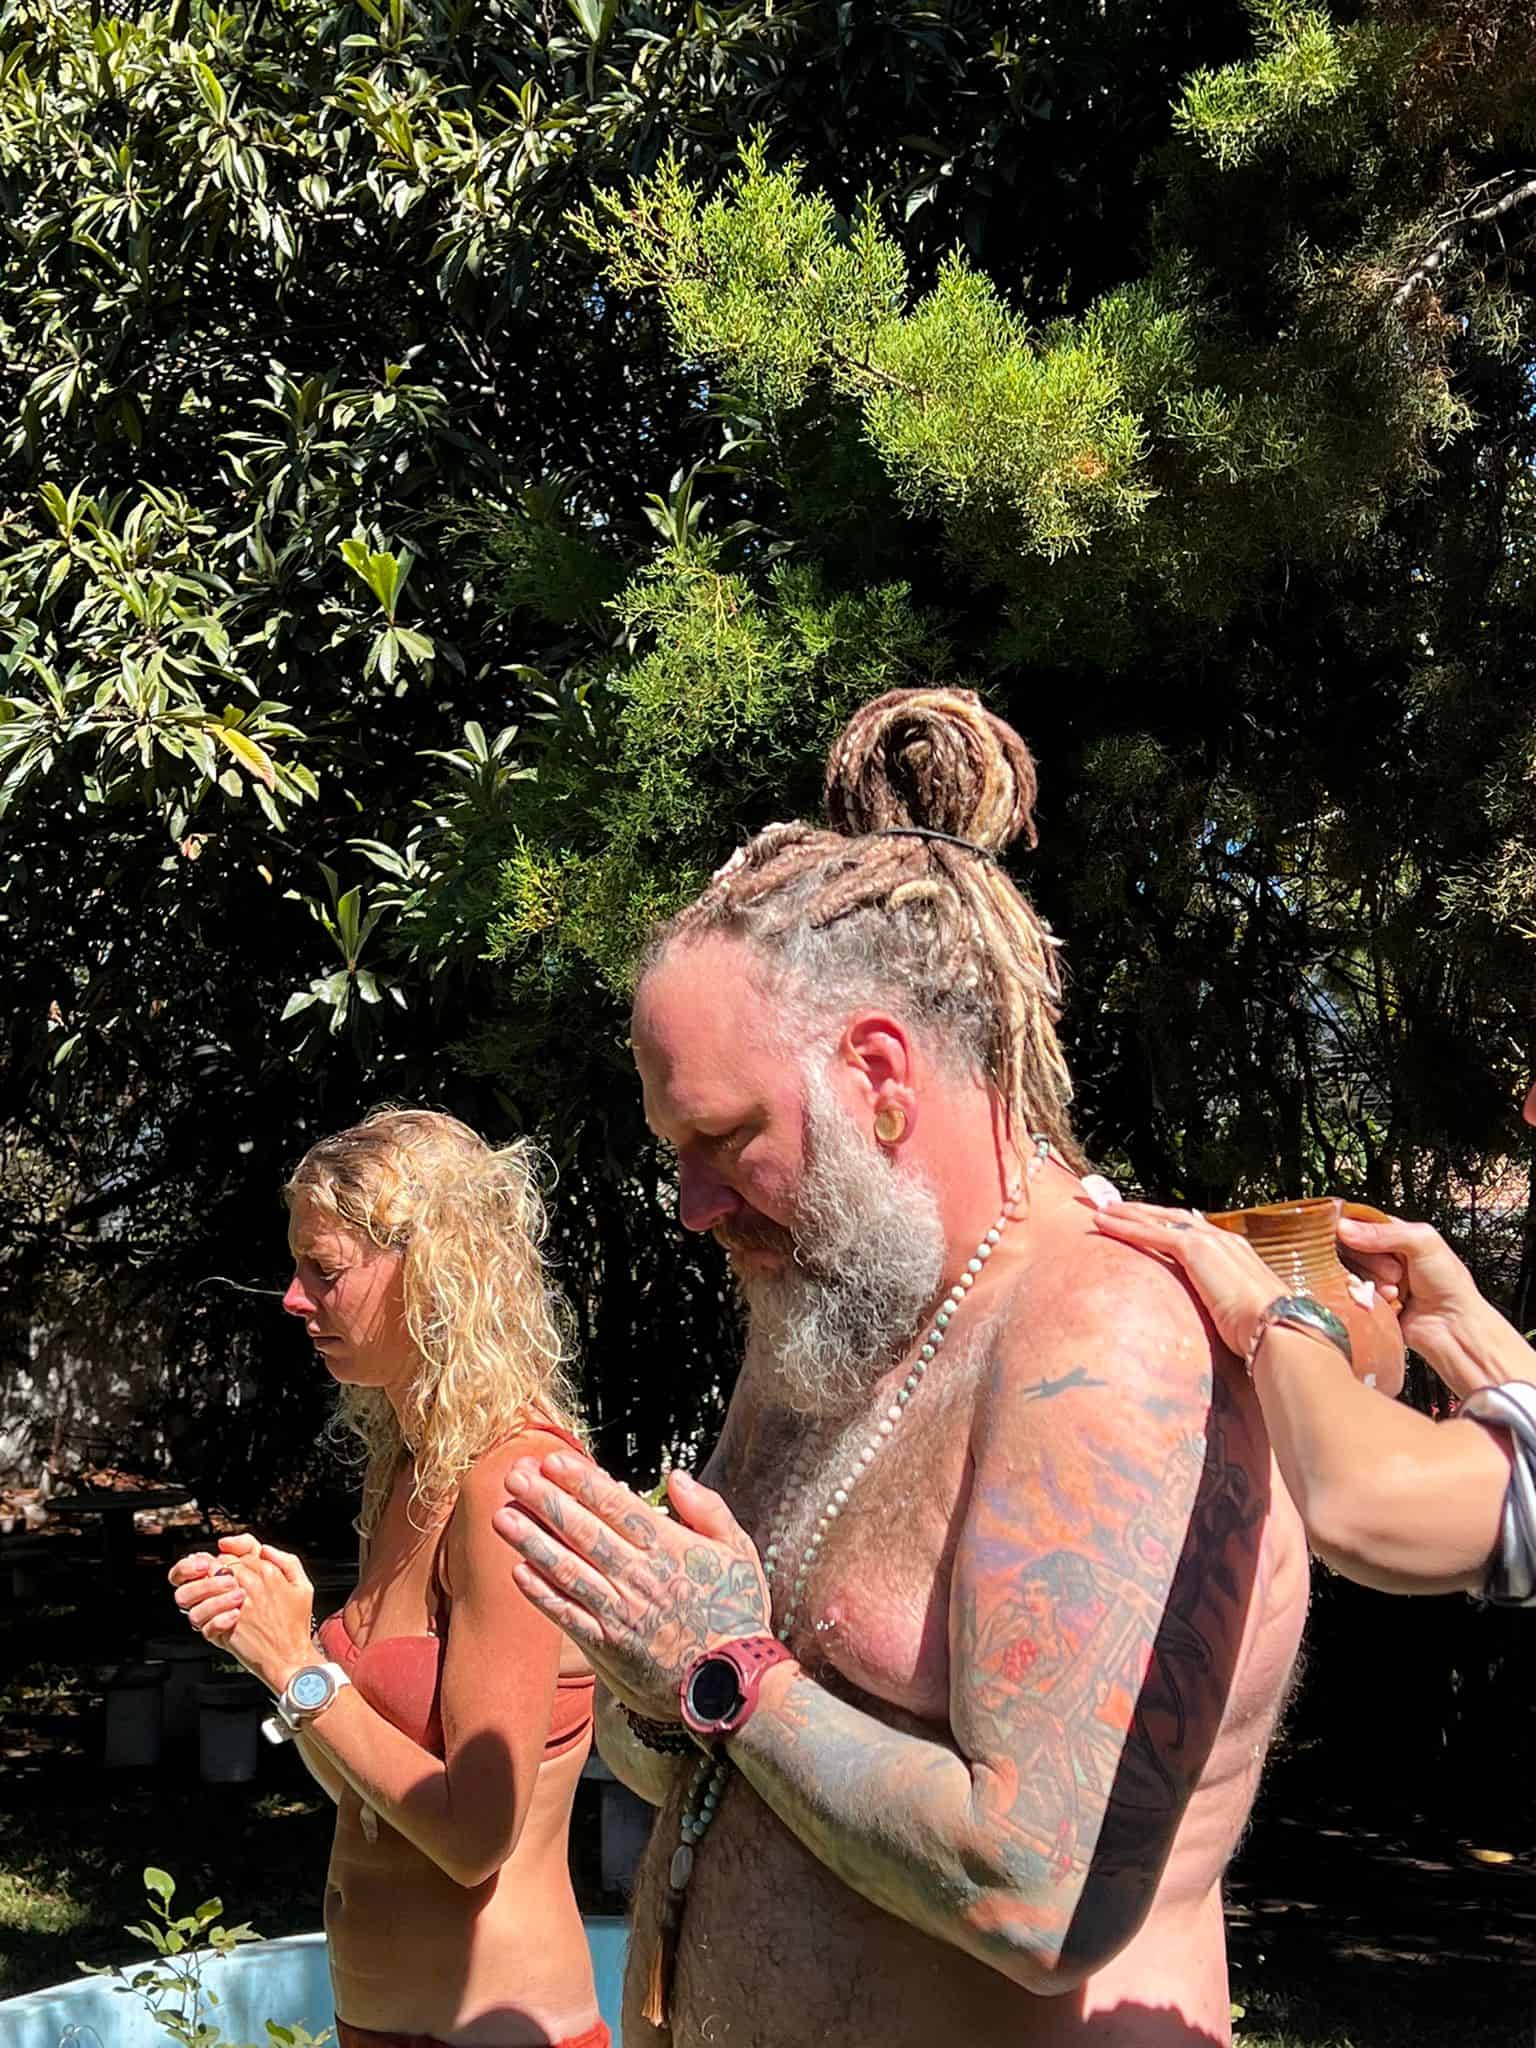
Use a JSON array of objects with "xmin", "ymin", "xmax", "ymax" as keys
[{"xmin": 2, "ymin": 1, "xmax": 1535, "ymax": 1565}]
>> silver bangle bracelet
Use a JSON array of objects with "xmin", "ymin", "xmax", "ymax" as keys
[{"xmin": 1243, "ymin": 1294, "xmax": 1354, "ymax": 1375}]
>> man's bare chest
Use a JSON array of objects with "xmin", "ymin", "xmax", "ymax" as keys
[{"xmin": 708, "ymin": 1377, "xmax": 978, "ymax": 1722}]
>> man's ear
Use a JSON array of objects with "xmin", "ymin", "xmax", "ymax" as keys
[{"xmin": 839, "ymin": 1013, "xmax": 917, "ymax": 1149}]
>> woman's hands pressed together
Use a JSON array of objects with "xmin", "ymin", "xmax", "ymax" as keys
[{"xmin": 168, "ymin": 1533, "xmax": 317, "ymax": 1696}]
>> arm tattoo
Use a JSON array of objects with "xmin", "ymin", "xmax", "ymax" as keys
[{"xmin": 727, "ymin": 1368, "xmax": 1265, "ymax": 1987}]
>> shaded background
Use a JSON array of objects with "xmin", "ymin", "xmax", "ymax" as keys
[{"xmin": 2, "ymin": 1, "xmax": 1535, "ymax": 2034}]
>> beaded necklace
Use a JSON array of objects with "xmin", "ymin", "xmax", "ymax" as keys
[{"xmin": 641, "ymin": 1136, "xmax": 1053, "ymax": 2030}]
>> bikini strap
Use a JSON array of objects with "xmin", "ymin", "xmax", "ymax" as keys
[{"xmin": 524, "ymin": 1412, "xmax": 590, "ymax": 1460}]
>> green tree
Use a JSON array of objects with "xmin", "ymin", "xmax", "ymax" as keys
[
  {"xmin": 454, "ymin": 0, "xmax": 1536, "ymax": 1239},
  {"xmin": 3, "ymin": 0, "xmax": 1536, "ymax": 1516}
]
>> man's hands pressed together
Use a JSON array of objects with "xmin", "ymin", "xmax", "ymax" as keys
[{"xmin": 493, "ymin": 1454, "xmax": 775, "ymax": 1722}]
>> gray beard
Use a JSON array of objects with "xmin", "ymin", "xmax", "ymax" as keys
[{"xmin": 735, "ymin": 1071, "xmax": 947, "ymax": 1418}]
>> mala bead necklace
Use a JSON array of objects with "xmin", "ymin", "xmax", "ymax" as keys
[{"xmin": 642, "ymin": 1135, "xmax": 1053, "ymax": 2030}]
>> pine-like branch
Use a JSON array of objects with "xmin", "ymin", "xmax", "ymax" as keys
[{"xmin": 1391, "ymin": 170, "xmax": 1536, "ymax": 311}]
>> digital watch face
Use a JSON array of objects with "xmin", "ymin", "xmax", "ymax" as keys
[
  {"xmin": 687, "ymin": 1659, "xmax": 744, "ymax": 1727},
  {"xmin": 290, "ymin": 1668, "xmax": 332, "ymax": 1712}
]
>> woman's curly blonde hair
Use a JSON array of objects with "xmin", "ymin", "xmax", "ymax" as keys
[{"xmin": 285, "ymin": 1108, "xmax": 581, "ymax": 1541}]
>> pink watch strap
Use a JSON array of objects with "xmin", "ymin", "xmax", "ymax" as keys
[{"xmin": 679, "ymin": 1634, "xmax": 796, "ymax": 1738}]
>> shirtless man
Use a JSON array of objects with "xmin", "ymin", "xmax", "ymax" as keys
[{"xmin": 494, "ymin": 687, "xmax": 1309, "ymax": 2047}]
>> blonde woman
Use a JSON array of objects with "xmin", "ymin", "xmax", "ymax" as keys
[{"xmin": 169, "ymin": 1110, "xmax": 607, "ymax": 2048}]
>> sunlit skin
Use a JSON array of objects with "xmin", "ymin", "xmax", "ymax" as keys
[
  {"xmin": 166, "ymin": 1198, "xmax": 603, "ymax": 2043},
  {"xmin": 281, "ymin": 1196, "xmax": 417, "ymax": 1398},
  {"xmin": 632, "ymin": 933, "xmax": 1018, "ymax": 1285},
  {"xmin": 493, "ymin": 933, "xmax": 1309, "ymax": 2048}
]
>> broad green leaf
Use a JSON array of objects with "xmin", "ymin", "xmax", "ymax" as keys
[
  {"xmin": 368, "ymin": 628, "xmax": 398, "ymax": 685},
  {"xmin": 213, "ymin": 726, "xmax": 277, "ymax": 790},
  {"xmin": 334, "ymin": 886, "xmax": 362, "ymax": 955},
  {"xmin": 394, "ymin": 626, "xmax": 434, "ymax": 665},
  {"xmin": 193, "ymin": 59, "xmax": 228, "ymax": 121},
  {"xmin": 340, "ymin": 540, "xmax": 410, "ymax": 615},
  {"xmin": 566, "ymin": 0, "xmax": 616, "ymax": 42}
]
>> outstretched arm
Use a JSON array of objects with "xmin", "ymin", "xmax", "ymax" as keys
[
  {"xmin": 1247, "ymin": 1323, "xmax": 1511, "ymax": 1593},
  {"xmin": 1093, "ymin": 1203, "xmax": 1514, "ymax": 1593}
]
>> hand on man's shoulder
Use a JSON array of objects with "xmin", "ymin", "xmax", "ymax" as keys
[{"xmin": 986, "ymin": 1198, "xmax": 1222, "ymax": 1421}]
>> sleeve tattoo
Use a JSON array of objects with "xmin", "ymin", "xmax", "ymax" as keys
[{"xmin": 726, "ymin": 1367, "xmax": 1265, "ymax": 1989}]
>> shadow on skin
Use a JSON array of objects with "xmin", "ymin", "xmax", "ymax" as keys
[
  {"xmin": 329, "ymin": 1521, "xmax": 440, "ymax": 1632},
  {"xmin": 1058, "ymin": 1369, "xmax": 1267, "ymax": 1985},
  {"xmin": 397, "ymin": 2009, "xmax": 583, "ymax": 2048},
  {"xmin": 1070, "ymin": 2006, "xmax": 1228, "ymax": 2047},
  {"xmin": 323, "ymin": 1719, "xmax": 589, "ymax": 2042}
]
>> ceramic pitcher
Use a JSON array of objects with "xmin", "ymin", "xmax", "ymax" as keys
[{"xmin": 1203, "ymin": 1196, "xmax": 1406, "ymax": 1395}]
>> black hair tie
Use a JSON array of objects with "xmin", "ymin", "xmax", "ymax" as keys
[{"xmin": 867, "ymin": 825, "xmax": 1002, "ymax": 865}]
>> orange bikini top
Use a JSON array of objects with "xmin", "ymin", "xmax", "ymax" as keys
[{"xmin": 316, "ymin": 1423, "xmax": 595, "ymax": 1762}]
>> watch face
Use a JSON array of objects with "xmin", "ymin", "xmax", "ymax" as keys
[
  {"xmin": 289, "ymin": 1668, "xmax": 332, "ymax": 1712},
  {"xmin": 687, "ymin": 1656, "xmax": 745, "ymax": 1727}
]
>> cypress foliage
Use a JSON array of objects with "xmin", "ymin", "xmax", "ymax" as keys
[{"xmin": 2, "ymin": 0, "xmax": 1535, "ymax": 1519}]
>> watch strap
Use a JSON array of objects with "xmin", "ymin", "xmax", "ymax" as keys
[
  {"xmin": 679, "ymin": 1633, "xmax": 796, "ymax": 1740},
  {"xmin": 277, "ymin": 1659, "xmax": 352, "ymax": 1729}
]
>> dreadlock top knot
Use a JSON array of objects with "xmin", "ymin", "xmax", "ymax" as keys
[
  {"xmin": 825, "ymin": 687, "xmax": 1039, "ymax": 854},
  {"xmin": 641, "ymin": 686, "xmax": 1083, "ymax": 1171}
]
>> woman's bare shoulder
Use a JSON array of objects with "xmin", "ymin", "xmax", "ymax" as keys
[{"xmin": 450, "ymin": 1422, "xmax": 586, "ymax": 1525}]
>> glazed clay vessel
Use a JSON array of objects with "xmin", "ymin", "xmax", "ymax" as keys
[{"xmin": 1204, "ymin": 1196, "xmax": 1406, "ymax": 1397}]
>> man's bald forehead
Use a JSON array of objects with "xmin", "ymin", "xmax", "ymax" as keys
[{"xmin": 632, "ymin": 931, "xmax": 780, "ymax": 1051}]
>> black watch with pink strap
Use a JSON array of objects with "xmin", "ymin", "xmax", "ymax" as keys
[{"xmin": 678, "ymin": 1634, "xmax": 796, "ymax": 1740}]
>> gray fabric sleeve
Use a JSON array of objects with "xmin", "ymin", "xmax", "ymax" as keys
[{"xmin": 1458, "ymin": 1382, "xmax": 1536, "ymax": 1606}]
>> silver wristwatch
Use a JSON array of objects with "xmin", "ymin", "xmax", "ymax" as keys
[{"xmin": 261, "ymin": 1660, "xmax": 352, "ymax": 1745}]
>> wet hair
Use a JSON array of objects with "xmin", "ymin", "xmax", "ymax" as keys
[
  {"xmin": 641, "ymin": 686, "xmax": 1083, "ymax": 1169},
  {"xmin": 285, "ymin": 1108, "xmax": 580, "ymax": 1539}
]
